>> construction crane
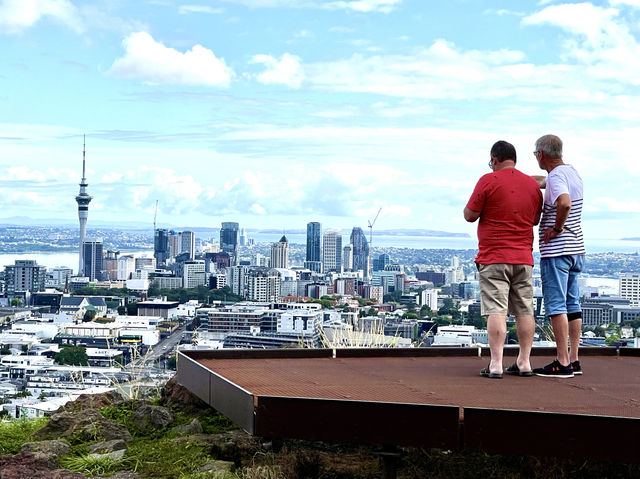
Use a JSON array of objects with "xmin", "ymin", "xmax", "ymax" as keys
[
  {"xmin": 367, "ymin": 208, "xmax": 382, "ymax": 277},
  {"xmin": 153, "ymin": 200, "xmax": 158, "ymax": 232},
  {"xmin": 367, "ymin": 207, "xmax": 382, "ymax": 247}
]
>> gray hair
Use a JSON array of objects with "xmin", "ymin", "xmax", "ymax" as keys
[{"xmin": 535, "ymin": 134, "xmax": 563, "ymax": 159}]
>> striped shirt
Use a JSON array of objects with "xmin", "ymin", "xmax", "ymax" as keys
[{"xmin": 539, "ymin": 164, "xmax": 585, "ymax": 258}]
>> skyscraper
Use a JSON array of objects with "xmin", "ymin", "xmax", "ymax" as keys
[
  {"xmin": 154, "ymin": 229, "xmax": 170, "ymax": 266},
  {"xmin": 180, "ymin": 231, "xmax": 196, "ymax": 260},
  {"xmin": 4, "ymin": 260, "xmax": 46, "ymax": 299},
  {"xmin": 351, "ymin": 227, "xmax": 370, "ymax": 279},
  {"xmin": 220, "ymin": 222, "xmax": 239, "ymax": 264},
  {"xmin": 75, "ymin": 137, "xmax": 92, "ymax": 276},
  {"xmin": 270, "ymin": 235, "xmax": 289, "ymax": 269},
  {"xmin": 306, "ymin": 222, "xmax": 321, "ymax": 262},
  {"xmin": 343, "ymin": 244, "xmax": 353, "ymax": 271},
  {"xmin": 322, "ymin": 230, "xmax": 342, "ymax": 273},
  {"xmin": 82, "ymin": 237, "xmax": 104, "ymax": 281}
]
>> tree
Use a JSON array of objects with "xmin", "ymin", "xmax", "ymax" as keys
[
  {"xmin": 402, "ymin": 312, "xmax": 419, "ymax": 320},
  {"xmin": 117, "ymin": 305, "xmax": 126, "ymax": 315},
  {"xmin": 419, "ymin": 304, "xmax": 432, "ymax": 318},
  {"xmin": 83, "ymin": 310, "xmax": 97, "ymax": 322},
  {"xmin": 0, "ymin": 348, "xmax": 11, "ymax": 355},
  {"xmin": 10, "ymin": 298, "xmax": 22, "ymax": 307},
  {"xmin": 54, "ymin": 346, "xmax": 89, "ymax": 366},
  {"xmin": 167, "ymin": 354, "xmax": 177, "ymax": 370},
  {"xmin": 126, "ymin": 302, "xmax": 138, "ymax": 316}
]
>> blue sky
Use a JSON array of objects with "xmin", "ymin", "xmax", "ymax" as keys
[{"xmin": 1, "ymin": 0, "xmax": 640, "ymax": 241}]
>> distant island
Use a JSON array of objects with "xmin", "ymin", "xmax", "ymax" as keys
[{"xmin": 622, "ymin": 237, "xmax": 640, "ymax": 241}]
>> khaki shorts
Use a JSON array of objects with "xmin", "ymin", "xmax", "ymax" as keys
[{"xmin": 478, "ymin": 263, "xmax": 534, "ymax": 316}]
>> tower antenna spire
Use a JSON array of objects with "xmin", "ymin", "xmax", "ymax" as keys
[{"xmin": 76, "ymin": 135, "xmax": 93, "ymax": 276}]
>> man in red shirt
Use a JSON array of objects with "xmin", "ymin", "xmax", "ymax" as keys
[{"xmin": 464, "ymin": 140, "xmax": 543, "ymax": 378}]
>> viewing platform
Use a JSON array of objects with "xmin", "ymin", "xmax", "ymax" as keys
[{"xmin": 177, "ymin": 347, "xmax": 640, "ymax": 464}]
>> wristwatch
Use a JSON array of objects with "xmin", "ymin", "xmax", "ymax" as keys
[{"xmin": 553, "ymin": 226, "xmax": 564, "ymax": 233}]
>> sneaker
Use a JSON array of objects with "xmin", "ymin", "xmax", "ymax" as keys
[
  {"xmin": 533, "ymin": 359, "xmax": 574, "ymax": 378},
  {"xmin": 571, "ymin": 360, "xmax": 583, "ymax": 375}
]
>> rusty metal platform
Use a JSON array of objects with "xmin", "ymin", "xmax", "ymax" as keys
[{"xmin": 177, "ymin": 347, "xmax": 640, "ymax": 463}]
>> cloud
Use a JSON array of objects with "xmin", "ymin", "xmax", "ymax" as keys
[
  {"xmin": 178, "ymin": 5, "xmax": 225, "ymax": 14},
  {"xmin": 251, "ymin": 53, "xmax": 303, "ymax": 88},
  {"xmin": 522, "ymin": 3, "xmax": 640, "ymax": 84},
  {"xmin": 108, "ymin": 32, "xmax": 234, "ymax": 87},
  {"xmin": 325, "ymin": 0, "xmax": 402, "ymax": 13},
  {"xmin": 0, "ymin": 0, "xmax": 82, "ymax": 34}
]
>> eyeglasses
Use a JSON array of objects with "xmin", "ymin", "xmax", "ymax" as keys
[
  {"xmin": 533, "ymin": 150, "xmax": 540, "ymax": 158},
  {"xmin": 488, "ymin": 158, "xmax": 494, "ymax": 170}
]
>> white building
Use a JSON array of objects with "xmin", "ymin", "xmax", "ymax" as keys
[
  {"xmin": 46, "ymin": 267, "xmax": 73, "ymax": 288},
  {"xmin": 247, "ymin": 270, "xmax": 280, "ymax": 302},
  {"xmin": 270, "ymin": 235, "xmax": 289, "ymax": 269},
  {"xmin": 620, "ymin": 274, "xmax": 640, "ymax": 307},
  {"xmin": 277, "ymin": 309, "xmax": 322, "ymax": 334},
  {"xmin": 183, "ymin": 260, "xmax": 206, "ymax": 289},
  {"xmin": 420, "ymin": 289, "xmax": 438, "ymax": 311},
  {"xmin": 432, "ymin": 325, "xmax": 476, "ymax": 346},
  {"xmin": 322, "ymin": 230, "xmax": 342, "ymax": 273},
  {"xmin": 117, "ymin": 255, "xmax": 135, "ymax": 281}
]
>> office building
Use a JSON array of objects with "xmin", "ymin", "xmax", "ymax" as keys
[
  {"xmin": 343, "ymin": 244, "xmax": 353, "ymax": 271},
  {"xmin": 247, "ymin": 268, "xmax": 280, "ymax": 302},
  {"xmin": 180, "ymin": 231, "xmax": 196, "ymax": 260},
  {"xmin": 154, "ymin": 229, "xmax": 170, "ymax": 265},
  {"xmin": 117, "ymin": 255, "xmax": 135, "ymax": 281},
  {"xmin": 306, "ymin": 222, "xmax": 321, "ymax": 262},
  {"xmin": 82, "ymin": 238, "xmax": 104, "ymax": 281},
  {"xmin": 322, "ymin": 230, "xmax": 342, "ymax": 273},
  {"xmin": 270, "ymin": 235, "xmax": 289, "ymax": 269},
  {"xmin": 183, "ymin": 260, "xmax": 206, "ymax": 289},
  {"xmin": 373, "ymin": 253, "xmax": 390, "ymax": 272},
  {"xmin": 4, "ymin": 260, "xmax": 46, "ymax": 298},
  {"xmin": 350, "ymin": 227, "xmax": 370, "ymax": 279},
  {"xmin": 168, "ymin": 230, "xmax": 181, "ymax": 258},
  {"xmin": 620, "ymin": 274, "xmax": 640, "ymax": 307},
  {"xmin": 220, "ymin": 222, "xmax": 239, "ymax": 264}
]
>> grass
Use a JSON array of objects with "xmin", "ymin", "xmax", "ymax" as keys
[
  {"xmin": 59, "ymin": 454, "xmax": 124, "ymax": 477},
  {"xmin": 0, "ymin": 417, "xmax": 48, "ymax": 455}
]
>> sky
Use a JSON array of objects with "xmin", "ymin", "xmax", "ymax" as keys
[{"xmin": 1, "ymin": 0, "xmax": 640, "ymax": 241}]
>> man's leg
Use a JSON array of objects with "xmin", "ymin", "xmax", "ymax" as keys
[
  {"xmin": 550, "ymin": 313, "xmax": 570, "ymax": 366},
  {"xmin": 569, "ymin": 318, "xmax": 582, "ymax": 363},
  {"xmin": 487, "ymin": 314, "xmax": 506, "ymax": 374},
  {"xmin": 515, "ymin": 315, "xmax": 534, "ymax": 371}
]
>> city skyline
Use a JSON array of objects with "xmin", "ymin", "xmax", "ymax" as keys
[{"xmin": 2, "ymin": 1, "xmax": 640, "ymax": 241}]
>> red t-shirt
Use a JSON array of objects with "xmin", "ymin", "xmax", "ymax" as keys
[{"xmin": 466, "ymin": 168, "xmax": 542, "ymax": 265}]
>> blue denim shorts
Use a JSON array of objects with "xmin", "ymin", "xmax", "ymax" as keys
[{"xmin": 540, "ymin": 254, "xmax": 585, "ymax": 317}]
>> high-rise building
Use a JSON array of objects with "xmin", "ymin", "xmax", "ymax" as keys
[
  {"xmin": 180, "ymin": 231, "xmax": 196, "ymax": 260},
  {"xmin": 322, "ymin": 230, "xmax": 342, "ymax": 273},
  {"xmin": 270, "ymin": 235, "xmax": 289, "ymax": 269},
  {"xmin": 306, "ymin": 222, "xmax": 321, "ymax": 262},
  {"xmin": 620, "ymin": 273, "xmax": 640, "ymax": 307},
  {"xmin": 350, "ymin": 227, "xmax": 370, "ymax": 279},
  {"xmin": 75, "ymin": 137, "xmax": 92, "ymax": 276},
  {"xmin": 4, "ymin": 260, "xmax": 46, "ymax": 298},
  {"xmin": 220, "ymin": 222, "xmax": 239, "ymax": 264},
  {"xmin": 82, "ymin": 237, "xmax": 104, "ymax": 281},
  {"xmin": 168, "ymin": 230, "xmax": 181, "ymax": 258},
  {"xmin": 247, "ymin": 268, "xmax": 280, "ymax": 302},
  {"xmin": 183, "ymin": 260, "xmax": 206, "ymax": 289},
  {"xmin": 117, "ymin": 255, "xmax": 135, "ymax": 280},
  {"xmin": 154, "ymin": 229, "xmax": 170, "ymax": 265},
  {"xmin": 342, "ymin": 244, "xmax": 353, "ymax": 271},
  {"xmin": 239, "ymin": 228, "xmax": 248, "ymax": 246}
]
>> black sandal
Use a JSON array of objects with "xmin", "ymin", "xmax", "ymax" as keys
[{"xmin": 480, "ymin": 366, "xmax": 502, "ymax": 379}]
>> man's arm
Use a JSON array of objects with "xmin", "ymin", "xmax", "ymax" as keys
[
  {"xmin": 543, "ymin": 193, "xmax": 571, "ymax": 243},
  {"xmin": 463, "ymin": 207, "xmax": 481, "ymax": 223},
  {"xmin": 532, "ymin": 175, "xmax": 546, "ymax": 189}
]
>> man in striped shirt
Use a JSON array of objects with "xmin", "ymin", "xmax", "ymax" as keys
[{"xmin": 532, "ymin": 134, "xmax": 585, "ymax": 379}]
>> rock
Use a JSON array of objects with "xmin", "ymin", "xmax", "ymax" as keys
[
  {"xmin": 170, "ymin": 418, "xmax": 203, "ymax": 436},
  {"xmin": 87, "ymin": 440, "xmax": 127, "ymax": 455},
  {"xmin": 173, "ymin": 430, "xmax": 261, "ymax": 465},
  {"xmin": 0, "ymin": 452, "xmax": 86, "ymax": 479},
  {"xmin": 131, "ymin": 404, "xmax": 174, "ymax": 433},
  {"xmin": 21, "ymin": 440, "xmax": 71, "ymax": 460},
  {"xmin": 195, "ymin": 459, "xmax": 234, "ymax": 476},
  {"xmin": 57, "ymin": 391, "xmax": 123, "ymax": 413},
  {"xmin": 160, "ymin": 375, "xmax": 208, "ymax": 413},
  {"xmin": 34, "ymin": 409, "xmax": 132, "ymax": 443}
]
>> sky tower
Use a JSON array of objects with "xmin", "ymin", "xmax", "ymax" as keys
[{"xmin": 75, "ymin": 136, "xmax": 92, "ymax": 275}]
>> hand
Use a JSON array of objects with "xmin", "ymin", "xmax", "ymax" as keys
[{"xmin": 543, "ymin": 227, "xmax": 562, "ymax": 244}]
